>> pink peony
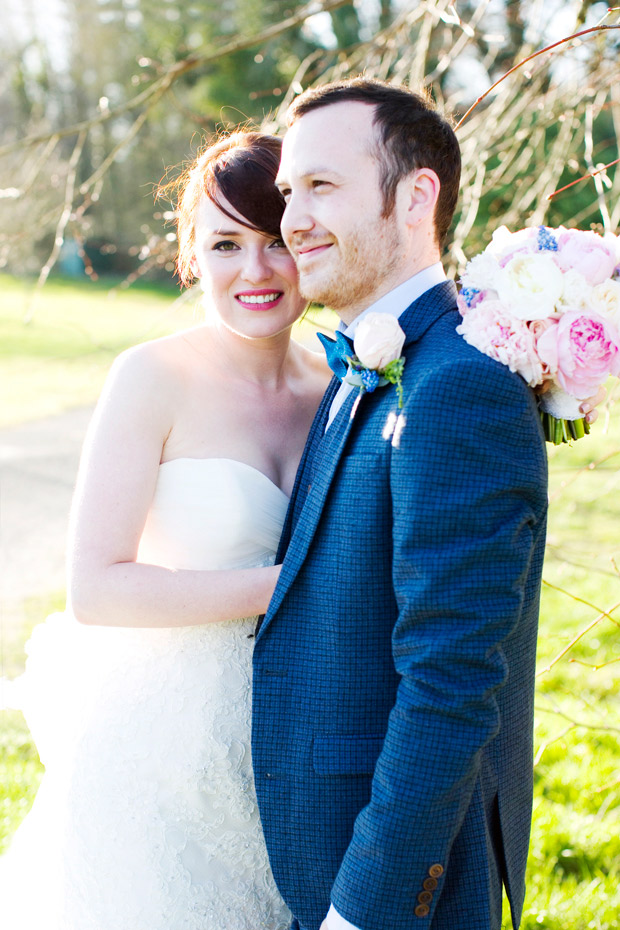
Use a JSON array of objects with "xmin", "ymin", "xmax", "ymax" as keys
[
  {"xmin": 554, "ymin": 229, "xmax": 617, "ymax": 287},
  {"xmin": 529, "ymin": 317, "xmax": 559, "ymax": 381},
  {"xmin": 456, "ymin": 299, "xmax": 543, "ymax": 386},
  {"xmin": 536, "ymin": 311, "xmax": 620, "ymax": 398}
]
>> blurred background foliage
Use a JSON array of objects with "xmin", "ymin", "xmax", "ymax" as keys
[{"xmin": 0, "ymin": 0, "xmax": 618, "ymax": 289}]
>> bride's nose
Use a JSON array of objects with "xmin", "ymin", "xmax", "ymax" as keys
[{"xmin": 240, "ymin": 247, "xmax": 272, "ymax": 284}]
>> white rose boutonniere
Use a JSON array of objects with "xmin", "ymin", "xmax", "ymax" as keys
[{"xmin": 344, "ymin": 312, "xmax": 407, "ymax": 407}]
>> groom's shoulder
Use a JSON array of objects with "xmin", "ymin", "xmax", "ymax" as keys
[{"xmin": 405, "ymin": 306, "xmax": 534, "ymax": 406}]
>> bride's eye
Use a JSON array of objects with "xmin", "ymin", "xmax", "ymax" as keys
[
  {"xmin": 269, "ymin": 237, "xmax": 287, "ymax": 249},
  {"xmin": 212, "ymin": 240, "xmax": 239, "ymax": 252}
]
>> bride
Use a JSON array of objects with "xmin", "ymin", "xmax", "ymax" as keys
[{"xmin": 0, "ymin": 131, "xmax": 330, "ymax": 929}]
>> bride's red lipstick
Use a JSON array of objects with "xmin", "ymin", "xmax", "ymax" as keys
[{"xmin": 235, "ymin": 289, "xmax": 284, "ymax": 310}]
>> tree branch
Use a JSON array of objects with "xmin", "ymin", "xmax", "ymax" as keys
[
  {"xmin": 454, "ymin": 23, "xmax": 620, "ymax": 133},
  {"xmin": 0, "ymin": 0, "xmax": 352, "ymax": 157}
]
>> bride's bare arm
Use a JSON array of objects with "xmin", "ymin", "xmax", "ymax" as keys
[{"xmin": 68, "ymin": 344, "xmax": 281, "ymax": 627}]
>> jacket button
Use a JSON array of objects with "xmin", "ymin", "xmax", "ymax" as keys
[
  {"xmin": 429, "ymin": 863, "xmax": 444, "ymax": 878},
  {"xmin": 418, "ymin": 891, "xmax": 433, "ymax": 905},
  {"xmin": 423, "ymin": 877, "xmax": 438, "ymax": 891},
  {"xmin": 414, "ymin": 904, "xmax": 430, "ymax": 918}
]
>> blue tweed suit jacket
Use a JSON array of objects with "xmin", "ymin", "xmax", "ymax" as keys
[{"xmin": 252, "ymin": 280, "xmax": 548, "ymax": 930}]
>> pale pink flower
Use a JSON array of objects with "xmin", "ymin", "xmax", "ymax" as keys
[
  {"xmin": 536, "ymin": 311, "xmax": 620, "ymax": 398},
  {"xmin": 529, "ymin": 317, "xmax": 559, "ymax": 380},
  {"xmin": 457, "ymin": 299, "xmax": 543, "ymax": 386},
  {"xmin": 555, "ymin": 229, "xmax": 617, "ymax": 286}
]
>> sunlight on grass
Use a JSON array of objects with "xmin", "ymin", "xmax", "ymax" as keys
[{"xmin": 0, "ymin": 274, "xmax": 333, "ymax": 427}]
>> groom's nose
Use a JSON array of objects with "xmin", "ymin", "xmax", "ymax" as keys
[{"xmin": 281, "ymin": 193, "xmax": 314, "ymax": 244}]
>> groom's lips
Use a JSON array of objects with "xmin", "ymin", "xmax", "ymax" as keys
[{"xmin": 295, "ymin": 242, "xmax": 333, "ymax": 262}]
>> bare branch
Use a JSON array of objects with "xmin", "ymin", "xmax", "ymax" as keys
[
  {"xmin": 536, "ymin": 590, "xmax": 620, "ymax": 678},
  {"xmin": 24, "ymin": 130, "xmax": 88, "ymax": 323},
  {"xmin": 0, "ymin": 0, "xmax": 352, "ymax": 157},
  {"xmin": 454, "ymin": 24, "xmax": 620, "ymax": 132},
  {"xmin": 535, "ymin": 704, "xmax": 620, "ymax": 734}
]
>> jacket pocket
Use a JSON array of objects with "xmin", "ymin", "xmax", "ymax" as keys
[{"xmin": 312, "ymin": 734, "xmax": 384, "ymax": 775}]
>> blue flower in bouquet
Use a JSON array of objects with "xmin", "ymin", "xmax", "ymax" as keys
[{"xmin": 537, "ymin": 226, "xmax": 558, "ymax": 252}]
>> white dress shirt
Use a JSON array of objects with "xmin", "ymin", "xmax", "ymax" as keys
[
  {"xmin": 323, "ymin": 261, "xmax": 446, "ymax": 929},
  {"xmin": 325, "ymin": 263, "xmax": 447, "ymax": 430}
]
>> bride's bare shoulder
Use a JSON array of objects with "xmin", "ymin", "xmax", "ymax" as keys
[{"xmin": 109, "ymin": 327, "xmax": 209, "ymax": 383}]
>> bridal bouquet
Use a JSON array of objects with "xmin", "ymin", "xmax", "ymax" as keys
[{"xmin": 456, "ymin": 225, "xmax": 620, "ymax": 443}]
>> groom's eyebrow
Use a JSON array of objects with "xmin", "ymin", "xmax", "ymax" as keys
[{"xmin": 276, "ymin": 166, "xmax": 342, "ymax": 187}]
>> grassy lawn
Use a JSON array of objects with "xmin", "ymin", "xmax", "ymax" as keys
[
  {"xmin": 0, "ymin": 272, "xmax": 200, "ymax": 427},
  {"xmin": 0, "ymin": 272, "xmax": 332, "ymax": 427},
  {"xmin": 1, "ymin": 275, "xmax": 619, "ymax": 927}
]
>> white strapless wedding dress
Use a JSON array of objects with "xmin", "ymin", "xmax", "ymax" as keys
[{"xmin": 0, "ymin": 458, "xmax": 292, "ymax": 930}]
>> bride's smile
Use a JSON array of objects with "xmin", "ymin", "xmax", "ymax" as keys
[{"xmin": 191, "ymin": 194, "xmax": 307, "ymax": 343}]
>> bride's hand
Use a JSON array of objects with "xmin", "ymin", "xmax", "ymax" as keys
[
  {"xmin": 535, "ymin": 382, "xmax": 606, "ymax": 424},
  {"xmin": 578, "ymin": 383, "xmax": 606, "ymax": 424}
]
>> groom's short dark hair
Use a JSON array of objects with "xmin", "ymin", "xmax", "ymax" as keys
[{"xmin": 286, "ymin": 77, "xmax": 461, "ymax": 248}]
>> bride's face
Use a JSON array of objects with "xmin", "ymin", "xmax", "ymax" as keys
[{"xmin": 191, "ymin": 194, "xmax": 306, "ymax": 340}]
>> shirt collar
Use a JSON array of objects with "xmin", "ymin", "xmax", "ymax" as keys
[{"xmin": 340, "ymin": 262, "xmax": 446, "ymax": 338}]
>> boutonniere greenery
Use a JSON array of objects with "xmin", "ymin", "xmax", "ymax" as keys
[{"xmin": 344, "ymin": 312, "xmax": 407, "ymax": 408}]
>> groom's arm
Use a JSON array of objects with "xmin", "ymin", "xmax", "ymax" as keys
[{"xmin": 329, "ymin": 353, "xmax": 548, "ymax": 928}]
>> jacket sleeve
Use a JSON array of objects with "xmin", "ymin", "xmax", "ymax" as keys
[{"xmin": 330, "ymin": 354, "xmax": 548, "ymax": 928}]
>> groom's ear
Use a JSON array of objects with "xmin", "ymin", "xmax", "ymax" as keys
[{"xmin": 403, "ymin": 168, "xmax": 440, "ymax": 229}]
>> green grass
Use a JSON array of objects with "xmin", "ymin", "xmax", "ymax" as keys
[
  {"xmin": 502, "ymin": 393, "xmax": 620, "ymax": 929},
  {"xmin": 0, "ymin": 272, "xmax": 200, "ymax": 427},
  {"xmin": 1, "ymin": 275, "xmax": 619, "ymax": 926},
  {"xmin": 0, "ymin": 272, "xmax": 333, "ymax": 427}
]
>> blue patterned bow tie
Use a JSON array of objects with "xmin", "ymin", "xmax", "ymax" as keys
[{"xmin": 316, "ymin": 331, "xmax": 355, "ymax": 380}]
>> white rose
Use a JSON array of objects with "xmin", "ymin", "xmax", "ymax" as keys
[
  {"xmin": 590, "ymin": 279, "xmax": 620, "ymax": 328},
  {"xmin": 354, "ymin": 312, "xmax": 406, "ymax": 370},
  {"xmin": 461, "ymin": 252, "xmax": 502, "ymax": 292},
  {"xmin": 486, "ymin": 224, "xmax": 534, "ymax": 257},
  {"xmin": 496, "ymin": 253, "xmax": 564, "ymax": 320},
  {"xmin": 556, "ymin": 268, "xmax": 592, "ymax": 312}
]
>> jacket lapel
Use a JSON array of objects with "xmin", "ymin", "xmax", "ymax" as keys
[
  {"xmin": 258, "ymin": 279, "xmax": 459, "ymax": 637},
  {"xmin": 258, "ymin": 386, "xmax": 362, "ymax": 636},
  {"xmin": 274, "ymin": 374, "xmax": 340, "ymax": 563}
]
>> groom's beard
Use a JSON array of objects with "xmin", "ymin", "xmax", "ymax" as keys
[{"xmin": 293, "ymin": 213, "xmax": 404, "ymax": 316}]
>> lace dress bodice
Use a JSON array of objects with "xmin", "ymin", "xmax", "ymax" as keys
[{"xmin": 1, "ymin": 458, "xmax": 292, "ymax": 930}]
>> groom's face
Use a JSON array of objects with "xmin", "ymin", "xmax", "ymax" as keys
[{"xmin": 277, "ymin": 101, "xmax": 406, "ymax": 323}]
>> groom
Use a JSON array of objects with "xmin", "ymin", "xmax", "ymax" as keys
[{"xmin": 252, "ymin": 78, "xmax": 548, "ymax": 930}]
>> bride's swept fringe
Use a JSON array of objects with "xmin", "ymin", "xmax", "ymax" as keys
[{"xmin": 157, "ymin": 129, "xmax": 286, "ymax": 289}]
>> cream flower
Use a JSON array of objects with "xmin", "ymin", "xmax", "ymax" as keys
[
  {"xmin": 353, "ymin": 313, "xmax": 406, "ymax": 371},
  {"xmin": 496, "ymin": 253, "xmax": 564, "ymax": 320},
  {"xmin": 590, "ymin": 279, "xmax": 620, "ymax": 329}
]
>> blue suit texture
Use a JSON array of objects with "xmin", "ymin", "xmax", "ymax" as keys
[{"xmin": 252, "ymin": 280, "xmax": 549, "ymax": 930}]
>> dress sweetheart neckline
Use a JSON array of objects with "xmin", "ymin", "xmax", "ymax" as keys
[{"xmin": 159, "ymin": 456, "xmax": 290, "ymax": 500}]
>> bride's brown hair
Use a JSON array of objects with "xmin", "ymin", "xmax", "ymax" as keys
[{"xmin": 161, "ymin": 131, "xmax": 285, "ymax": 288}]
